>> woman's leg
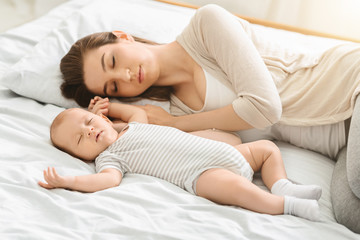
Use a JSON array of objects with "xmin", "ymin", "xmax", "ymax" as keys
[
  {"xmin": 234, "ymin": 140, "xmax": 322, "ymax": 200},
  {"xmin": 346, "ymin": 96, "xmax": 360, "ymax": 198},
  {"xmin": 196, "ymin": 168, "xmax": 320, "ymax": 221}
]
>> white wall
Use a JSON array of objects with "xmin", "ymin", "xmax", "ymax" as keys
[
  {"xmin": 0, "ymin": 0, "xmax": 67, "ymax": 32},
  {"xmin": 1, "ymin": 0, "xmax": 359, "ymax": 40},
  {"xmin": 176, "ymin": 0, "xmax": 360, "ymax": 41}
]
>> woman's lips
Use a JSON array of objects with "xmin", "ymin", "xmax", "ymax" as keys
[{"xmin": 139, "ymin": 66, "xmax": 144, "ymax": 84}]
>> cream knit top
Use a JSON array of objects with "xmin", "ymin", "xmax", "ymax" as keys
[{"xmin": 171, "ymin": 4, "xmax": 360, "ymax": 127}]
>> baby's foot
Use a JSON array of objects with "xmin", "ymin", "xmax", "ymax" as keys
[
  {"xmin": 271, "ymin": 179, "xmax": 322, "ymax": 200},
  {"xmin": 284, "ymin": 196, "xmax": 320, "ymax": 221}
]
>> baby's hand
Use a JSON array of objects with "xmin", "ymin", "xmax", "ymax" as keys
[
  {"xmin": 88, "ymin": 96, "xmax": 109, "ymax": 116},
  {"xmin": 38, "ymin": 167, "xmax": 74, "ymax": 190}
]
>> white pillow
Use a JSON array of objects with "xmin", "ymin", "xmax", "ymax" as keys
[
  {"xmin": 1, "ymin": 0, "xmax": 343, "ymax": 109},
  {"xmin": 0, "ymin": 0, "xmax": 194, "ymax": 108}
]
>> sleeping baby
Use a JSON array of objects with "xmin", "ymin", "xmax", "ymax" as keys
[{"xmin": 39, "ymin": 97, "xmax": 322, "ymax": 221}]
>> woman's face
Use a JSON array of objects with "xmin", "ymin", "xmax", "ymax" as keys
[{"xmin": 83, "ymin": 35, "xmax": 159, "ymax": 97}]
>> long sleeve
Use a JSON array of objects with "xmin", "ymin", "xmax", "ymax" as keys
[{"xmin": 176, "ymin": 4, "xmax": 282, "ymax": 129}]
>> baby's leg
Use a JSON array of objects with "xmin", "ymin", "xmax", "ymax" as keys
[
  {"xmin": 235, "ymin": 140, "xmax": 322, "ymax": 200},
  {"xmin": 234, "ymin": 140, "xmax": 286, "ymax": 189},
  {"xmin": 189, "ymin": 129, "xmax": 242, "ymax": 146},
  {"xmin": 196, "ymin": 168, "xmax": 320, "ymax": 221},
  {"xmin": 197, "ymin": 168, "xmax": 283, "ymax": 214}
]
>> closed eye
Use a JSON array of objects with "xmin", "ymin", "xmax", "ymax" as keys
[
  {"xmin": 113, "ymin": 82, "xmax": 118, "ymax": 93},
  {"xmin": 78, "ymin": 118, "xmax": 93, "ymax": 145},
  {"xmin": 112, "ymin": 56, "xmax": 115, "ymax": 68}
]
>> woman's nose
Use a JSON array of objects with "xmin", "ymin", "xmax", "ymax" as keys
[{"xmin": 112, "ymin": 68, "xmax": 131, "ymax": 82}]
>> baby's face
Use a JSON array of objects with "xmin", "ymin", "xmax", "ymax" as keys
[{"xmin": 53, "ymin": 108, "xmax": 119, "ymax": 161}]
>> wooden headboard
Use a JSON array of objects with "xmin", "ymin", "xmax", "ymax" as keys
[{"xmin": 156, "ymin": 0, "xmax": 360, "ymax": 43}]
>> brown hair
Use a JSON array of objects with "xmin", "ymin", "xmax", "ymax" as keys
[{"xmin": 60, "ymin": 32, "xmax": 173, "ymax": 107}]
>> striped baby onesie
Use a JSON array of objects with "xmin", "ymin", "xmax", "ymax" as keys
[{"xmin": 95, "ymin": 122, "xmax": 254, "ymax": 194}]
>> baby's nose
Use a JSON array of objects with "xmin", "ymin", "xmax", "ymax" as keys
[{"xmin": 87, "ymin": 127, "xmax": 94, "ymax": 136}]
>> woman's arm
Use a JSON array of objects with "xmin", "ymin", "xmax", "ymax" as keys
[
  {"xmin": 167, "ymin": 5, "xmax": 282, "ymax": 131},
  {"xmin": 142, "ymin": 104, "xmax": 252, "ymax": 132},
  {"xmin": 38, "ymin": 167, "xmax": 122, "ymax": 193}
]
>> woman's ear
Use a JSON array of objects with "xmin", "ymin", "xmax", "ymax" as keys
[{"xmin": 112, "ymin": 31, "xmax": 134, "ymax": 42}]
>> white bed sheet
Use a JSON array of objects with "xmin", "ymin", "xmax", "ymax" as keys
[
  {"xmin": 0, "ymin": 0, "xmax": 359, "ymax": 239},
  {"xmin": 0, "ymin": 86, "xmax": 357, "ymax": 239}
]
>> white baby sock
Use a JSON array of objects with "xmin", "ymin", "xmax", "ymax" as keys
[
  {"xmin": 271, "ymin": 179, "xmax": 322, "ymax": 200},
  {"xmin": 284, "ymin": 196, "xmax": 320, "ymax": 221}
]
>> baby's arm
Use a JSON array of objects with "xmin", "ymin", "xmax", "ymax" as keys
[
  {"xmin": 38, "ymin": 167, "xmax": 122, "ymax": 193},
  {"xmin": 89, "ymin": 96, "xmax": 148, "ymax": 124},
  {"xmin": 108, "ymin": 102, "xmax": 148, "ymax": 124}
]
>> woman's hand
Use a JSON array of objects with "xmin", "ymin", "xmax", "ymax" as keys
[
  {"xmin": 88, "ymin": 96, "xmax": 110, "ymax": 116},
  {"xmin": 38, "ymin": 167, "xmax": 75, "ymax": 190},
  {"xmin": 138, "ymin": 104, "xmax": 174, "ymax": 126}
]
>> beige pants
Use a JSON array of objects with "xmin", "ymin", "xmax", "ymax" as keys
[{"xmin": 236, "ymin": 121, "xmax": 347, "ymax": 159}]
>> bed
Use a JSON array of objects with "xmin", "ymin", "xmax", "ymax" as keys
[{"xmin": 0, "ymin": 0, "xmax": 359, "ymax": 239}]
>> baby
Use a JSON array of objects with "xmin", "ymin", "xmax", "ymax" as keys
[{"xmin": 39, "ymin": 99, "xmax": 322, "ymax": 221}]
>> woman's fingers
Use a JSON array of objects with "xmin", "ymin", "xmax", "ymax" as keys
[{"xmin": 139, "ymin": 104, "xmax": 172, "ymax": 125}]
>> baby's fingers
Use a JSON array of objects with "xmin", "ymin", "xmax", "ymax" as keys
[
  {"xmin": 38, "ymin": 180, "xmax": 55, "ymax": 189},
  {"xmin": 43, "ymin": 167, "xmax": 59, "ymax": 186},
  {"xmin": 94, "ymin": 96, "xmax": 108, "ymax": 102},
  {"xmin": 43, "ymin": 169, "xmax": 52, "ymax": 185},
  {"xmin": 93, "ymin": 102, "xmax": 109, "ymax": 115},
  {"xmin": 94, "ymin": 100, "xmax": 109, "ymax": 110},
  {"xmin": 47, "ymin": 167, "xmax": 55, "ymax": 180},
  {"xmin": 95, "ymin": 101, "xmax": 109, "ymax": 109},
  {"xmin": 39, "ymin": 168, "xmax": 55, "ymax": 189},
  {"xmin": 88, "ymin": 99, "xmax": 95, "ymax": 110},
  {"xmin": 51, "ymin": 167, "xmax": 58, "ymax": 177}
]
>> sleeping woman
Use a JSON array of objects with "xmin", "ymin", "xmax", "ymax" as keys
[
  {"xmin": 58, "ymin": 4, "xmax": 360, "ymax": 228},
  {"xmin": 59, "ymin": 4, "xmax": 360, "ymax": 159}
]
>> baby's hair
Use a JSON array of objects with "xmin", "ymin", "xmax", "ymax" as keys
[{"xmin": 50, "ymin": 109, "xmax": 75, "ymax": 151}]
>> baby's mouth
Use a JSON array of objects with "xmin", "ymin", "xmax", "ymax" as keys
[{"xmin": 96, "ymin": 131, "xmax": 103, "ymax": 142}]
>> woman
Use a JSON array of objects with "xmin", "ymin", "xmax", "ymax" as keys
[{"xmin": 60, "ymin": 4, "xmax": 360, "ymax": 160}]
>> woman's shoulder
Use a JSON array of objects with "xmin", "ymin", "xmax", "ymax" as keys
[
  {"xmin": 194, "ymin": 4, "xmax": 232, "ymax": 22},
  {"xmin": 177, "ymin": 4, "xmax": 238, "ymax": 50},
  {"xmin": 196, "ymin": 4, "xmax": 226, "ymax": 15}
]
